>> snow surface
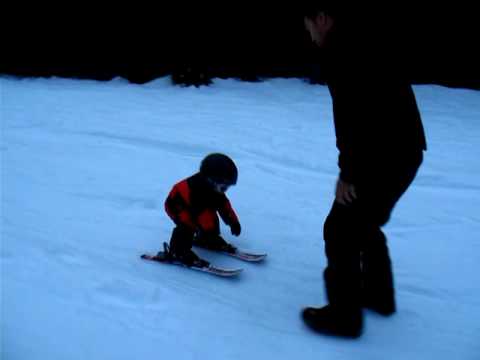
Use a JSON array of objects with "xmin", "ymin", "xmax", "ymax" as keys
[{"xmin": 1, "ymin": 76, "xmax": 480, "ymax": 360}]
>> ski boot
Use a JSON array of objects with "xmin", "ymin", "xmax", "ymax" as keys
[
  {"xmin": 194, "ymin": 233, "xmax": 237, "ymax": 254},
  {"xmin": 163, "ymin": 242, "xmax": 210, "ymax": 268}
]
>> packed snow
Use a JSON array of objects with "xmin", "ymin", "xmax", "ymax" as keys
[{"xmin": 1, "ymin": 75, "xmax": 479, "ymax": 359}]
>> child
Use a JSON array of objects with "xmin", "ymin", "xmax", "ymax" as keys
[{"xmin": 164, "ymin": 153, "xmax": 242, "ymax": 267}]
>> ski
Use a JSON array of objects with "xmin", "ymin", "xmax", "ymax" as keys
[
  {"xmin": 193, "ymin": 245, "xmax": 267, "ymax": 263},
  {"xmin": 219, "ymin": 249, "xmax": 267, "ymax": 262},
  {"xmin": 140, "ymin": 253, "xmax": 243, "ymax": 277}
]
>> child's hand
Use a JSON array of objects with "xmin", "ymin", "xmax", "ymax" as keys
[{"xmin": 230, "ymin": 222, "xmax": 241, "ymax": 236}]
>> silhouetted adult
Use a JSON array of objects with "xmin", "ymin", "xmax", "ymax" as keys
[{"xmin": 301, "ymin": 2, "xmax": 427, "ymax": 338}]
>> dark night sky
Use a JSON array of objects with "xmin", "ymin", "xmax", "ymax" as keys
[{"xmin": 3, "ymin": 4, "xmax": 479, "ymax": 87}]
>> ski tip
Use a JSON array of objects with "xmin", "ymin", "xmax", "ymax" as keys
[
  {"xmin": 206, "ymin": 266, "xmax": 243, "ymax": 277},
  {"xmin": 231, "ymin": 252, "xmax": 267, "ymax": 262}
]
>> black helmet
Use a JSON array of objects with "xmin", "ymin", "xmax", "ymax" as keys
[{"xmin": 200, "ymin": 153, "xmax": 238, "ymax": 185}]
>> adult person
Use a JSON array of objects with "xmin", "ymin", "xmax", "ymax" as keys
[{"xmin": 301, "ymin": 3, "xmax": 427, "ymax": 338}]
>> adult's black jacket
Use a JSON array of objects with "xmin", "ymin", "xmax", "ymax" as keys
[{"xmin": 319, "ymin": 16, "xmax": 427, "ymax": 184}]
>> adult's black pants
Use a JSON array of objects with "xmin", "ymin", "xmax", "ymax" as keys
[{"xmin": 323, "ymin": 152, "xmax": 423, "ymax": 313}]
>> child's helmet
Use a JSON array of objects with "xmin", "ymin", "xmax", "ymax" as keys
[{"xmin": 200, "ymin": 153, "xmax": 238, "ymax": 185}]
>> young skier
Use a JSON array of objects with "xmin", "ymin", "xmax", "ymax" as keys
[{"xmin": 163, "ymin": 153, "xmax": 242, "ymax": 267}]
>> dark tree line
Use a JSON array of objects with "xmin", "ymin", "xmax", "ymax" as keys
[{"xmin": 2, "ymin": 5, "xmax": 479, "ymax": 89}]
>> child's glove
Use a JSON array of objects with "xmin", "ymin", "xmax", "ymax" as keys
[{"xmin": 230, "ymin": 222, "xmax": 241, "ymax": 236}]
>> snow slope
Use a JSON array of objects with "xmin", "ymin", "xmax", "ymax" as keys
[{"xmin": 2, "ymin": 76, "xmax": 479, "ymax": 359}]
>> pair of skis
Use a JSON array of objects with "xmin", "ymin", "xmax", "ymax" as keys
[{"xmin": 141, "ymin": 242, "xmax": 266, "ymax": 277}]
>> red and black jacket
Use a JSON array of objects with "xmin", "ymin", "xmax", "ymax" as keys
[{"xmin": 165, "ymin": 173, "xmax": 239, "ymax": 234}]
